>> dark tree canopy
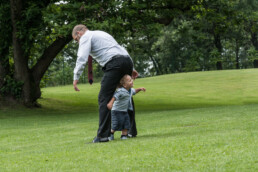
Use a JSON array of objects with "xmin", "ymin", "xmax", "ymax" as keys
[
  {"xmin": 0, "ymin": 0, "xmax": 195, "ymax": 106},
  {"xmin": 0, "ymin": 0, "xmax": 257, "ymax": 107}
]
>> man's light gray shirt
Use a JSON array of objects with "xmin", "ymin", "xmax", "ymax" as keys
[
  {"xmin": 112, "ymin": 88, "xmax": 136, "ymax": 112},
  {"xmin": 73, "ymin": 30, "xmax": 131, "ymax": 80}
]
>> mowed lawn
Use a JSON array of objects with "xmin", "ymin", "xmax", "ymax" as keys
[{"xmin": 0, "ymin": 69, "xmax": 258, "ymax": 171}]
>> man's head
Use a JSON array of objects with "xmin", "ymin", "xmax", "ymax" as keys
[{"xmin": 72, "ymin": 24, "xmax": 87, "ymax": 43}]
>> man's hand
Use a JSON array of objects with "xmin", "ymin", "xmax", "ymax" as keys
[
  {"xmin": 132, "ymin": 70, "xmax": 139, "ymax": 79},
  {"xmin": 73, "ymin": 80, "xmax": 80, "ymax": 91}
]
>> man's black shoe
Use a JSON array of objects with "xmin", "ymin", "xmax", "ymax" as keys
[
  {"xmin": 92, "ymin": 137, "xmax": 109, "ymax": 143},
  {"xmin": 128, "ymin": 134, "xmax": 137, "ymax": 138},
  {"xmin": 108, "ymin": 134, "xmax": 114, "ymax": 141}
]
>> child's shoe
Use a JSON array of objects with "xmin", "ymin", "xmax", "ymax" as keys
[{"xmin": 120, "ymin": 135, "xmax": 128, "ymax": 140}]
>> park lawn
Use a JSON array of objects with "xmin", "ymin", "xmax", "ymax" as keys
[{"xmin": 0, "ymin": 69, "xmax": 258, "ymax": 171}]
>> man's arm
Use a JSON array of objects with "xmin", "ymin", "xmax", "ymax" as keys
[
  {"xmin": 73, "ymin": 34, "xmax": 92, "ymax": 91},
  {"xmin": 107, "ymin": 97, "xmax": 116, "ymax": 110},
  {"xmin": 73, "ymin": 38, "xmax": 91, "ymax": 81}
]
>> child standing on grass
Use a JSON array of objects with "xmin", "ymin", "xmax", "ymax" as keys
[{"xmin": 107, "ymin": 74, "xmax": 146, "ymax": 140}]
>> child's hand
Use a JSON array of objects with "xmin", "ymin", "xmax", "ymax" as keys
[
  {"xmin": 107, "ymin": 103, "xmax": 112, "ymax": 110},
  {"xmin": 107, "ymin": 97, "xmax": 115, "ymax": 110},
  {"xmin": 135, "ymin": 87, "xmax": 146, "ymax": 94},
  {"xmin": 141, "ymin": 87, "xmax": 146, "ymax": 92}
]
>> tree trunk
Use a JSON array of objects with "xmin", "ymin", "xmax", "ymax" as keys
[
  {"xmin": 213, "ymin": 34, "xmax": 223, "ymax": 70},
  {"xmin": 235, "ymin": 39, "xmax": 240, "ymax": 69},
  {"xmin": 251, "ymin": 31, "xmax": 258, "ymax": 68},
  {"xmin": 251, "ymin": 30, "xmax": 258, "ymax": 50},
  {"xmin": 149, "ymin": 55, "xmax": 161, "ymax": 75},
  {"xmin": 32, "ymin": 36, "xmax": 72, "ymax": 87},
  {"xmin": 213, "ymin": 24, "xmax": 223, "ymax": 70},
  {"xmin": 10, "ymin": 0, "xmax": 39, "ymax": 106},
  {"xmin": 146, "ymin": 36, "xmax": 162, "ymax": 75},
  {"xmin": 10, "ymin": 0, "xmax": 32, "ymax": 105},
  {"xmin": 254, "ymin": 60, "xmax": 258, "ymax": 68}
]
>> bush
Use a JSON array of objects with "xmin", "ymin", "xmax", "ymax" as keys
[{"xmin": 0, "ymin": 75, "xmax": 23, "ymax": 99}]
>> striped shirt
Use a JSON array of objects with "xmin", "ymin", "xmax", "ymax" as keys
[{"xmin": 112, "ymin": 88, "xmax": 136, "ymax": 112}]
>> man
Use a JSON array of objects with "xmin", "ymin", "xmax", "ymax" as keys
[{"xmin": 72, "ymin": 24, "xmax": 138, "ymax": 143}]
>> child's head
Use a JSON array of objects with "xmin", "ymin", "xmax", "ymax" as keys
[{"xmin": 119, "ymin": 74, "xmax": 133, "ymax": 90}]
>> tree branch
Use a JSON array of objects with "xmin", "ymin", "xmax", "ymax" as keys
[{"xmin": 32, "ymin": 35, "xmax": 72, "ymax": 83}]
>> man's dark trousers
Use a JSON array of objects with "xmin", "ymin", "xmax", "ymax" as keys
[
  {"xmin": 97, "ymin": 55, "xmax": 136, "ymax": 138},
  {"xmin": 128, "ymin": 98, "xmax": 137, "ymax": 136}
]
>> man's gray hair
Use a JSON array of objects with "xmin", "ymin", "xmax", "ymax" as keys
[{"xmin": 72, "ymin": 24, "xmax": 87, "ymax": 37}]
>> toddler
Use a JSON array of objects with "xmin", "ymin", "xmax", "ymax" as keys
[{"xmin": 107, "ymin": 74, "xmax": 146, "ymax": 140}]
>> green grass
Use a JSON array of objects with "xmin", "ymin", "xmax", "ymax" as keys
[{"xmin": 1, "ymin": 69, "xmax": 258, "ymax": 171}]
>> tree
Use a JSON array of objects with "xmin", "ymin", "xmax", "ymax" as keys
[
  {"xmin": 0, "ymin": 0, "xmax": 93, "ymax": 106},
  {"xmin": 151, "ymin": 0, "xmax": 257, "ymax": 74},
  {"xmin": 8, "ymin": 0, "xmax": 73, "ymax": 106},
  {"xmin": 1, "ymin": 0, "xmax": 195, "ymax": 107},
  {"xmin": 239, "ymin": 0, "xmax": 258, "ymax": 67}
]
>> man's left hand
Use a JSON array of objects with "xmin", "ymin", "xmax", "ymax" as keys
[
  {"xmin": 73, "ymin": 80, "xmax": 80, "ymax": 91},
  {"xmin": 132, "ymin": 70, "xmax": 139, "ymax": 79}
]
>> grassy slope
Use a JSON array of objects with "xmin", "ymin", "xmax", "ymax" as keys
[
  {"xmin": 42, "ymin": 69, "xmax": 258, "ymax": 110},
  {"xmin": 0, "ymin": 69, "xmax": 258, "ymax": 171}
]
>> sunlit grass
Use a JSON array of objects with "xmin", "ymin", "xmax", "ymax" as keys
[
  {"xmin": 40, "ymin": 69, "xmax": 258, "ymax": 111},
  {"xmin": 1, "ymin": 69, "xmax": 258, "ymax": 171}
]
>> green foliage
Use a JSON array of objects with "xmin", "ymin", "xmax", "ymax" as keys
[
  {"xmin": 149, "ymin": 0, "xmax": 257, "ymax": 74},
  {"xmin": 0, "ymin": 75, "xmax": 23, "ymax": 99},
  {"xmin": 0, "ymin": 0, "xmax": 12, "ymax": 55},
  {"xmin": 153, "ymin": 19, "xmax": 214, "ymax": 73},
  {"xmin": 1, "ymin": 0, "xmax": 257, "ymax": 105},
  {"xmin": 248, "ymin": 46, "xmax": 258, "ymax": 61}
]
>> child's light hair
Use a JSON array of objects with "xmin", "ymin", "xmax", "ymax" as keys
[{"xmin": 118, "ymin": 74, "xmax": 130, "ymax": 88}]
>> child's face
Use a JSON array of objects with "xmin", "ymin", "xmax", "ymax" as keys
[{"xmin": 123, "ymin": 75, "xmax": 134, "ymax": 89}]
